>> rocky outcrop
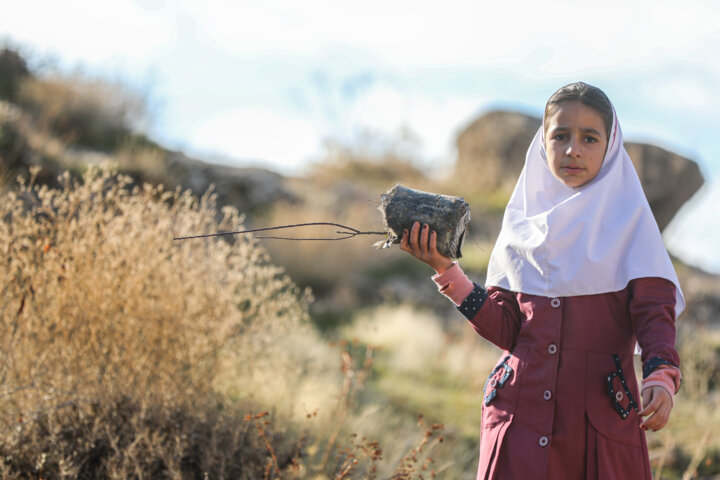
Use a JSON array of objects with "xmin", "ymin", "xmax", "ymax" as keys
[
  {"xmin": 625, "ymin": 143, "xmax": 704, "ymax": 231},
  {"xmin": 166, "ymin": 152, "xmax": 296, "ymax": 214},
  {"xmin": 0, "ymin": 100, "xmax": 294, "ymax": 216},
  {"xmin": 455, "ymin": 111, "xmax": 704, "ymax": 231}
]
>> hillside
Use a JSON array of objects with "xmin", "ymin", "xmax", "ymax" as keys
[
  {"xmin": 0, "ymin": 46, "xmax": 711, "ymax": 326},
  {"xmin": 3, "ymin": 45, "xmax": 720, "ymax": 479}
]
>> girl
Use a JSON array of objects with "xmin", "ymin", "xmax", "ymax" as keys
[{"xmin": 400, "ymin": 82, "xmax": 683, "ymax": 479}]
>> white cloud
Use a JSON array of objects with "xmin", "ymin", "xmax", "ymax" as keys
[
  {"xmin": 186, "ymin": 108, "xmax": 323, "ymax": 173},
  {"xmin": 4, "ymin": 0, "xmax": 719, "ymax": 77},
  {"xmin": 177, "ymin": 0, "xmax": 720, "ymax": 72},
  {"xmin": 0, "ymin": 1, "xmax": 174, "ymax": 74}
]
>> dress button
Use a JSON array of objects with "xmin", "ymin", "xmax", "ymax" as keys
[
  {"xmin": 547, "ymin": 344, "xmax": 558, "ymax": 355},
  {"xmin": 539, "ymin": 436, "xmax": 549, "ymax": 447},
  {"xmin": 615, "ymin": 391, "xmax": 624, "ymax": 402},
  {"xmin": 490, "ymin": 379, "xmax": 497, "ymax": 388},
  {"xmin": 550, "ymin": 298, "xmax": 561, "ymax": 308},
  {"xmin": 543, "ymin": 390, "xmax": 552, "ymax": 401}
]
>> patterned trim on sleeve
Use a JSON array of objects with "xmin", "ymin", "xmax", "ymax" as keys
[
  {"xmin": 456, "ymin": 282, "xmax": 488, "ymax": 320},
  {"xmin": 643, "ymin": 356, "xmax": 676, "ymax": 379}
]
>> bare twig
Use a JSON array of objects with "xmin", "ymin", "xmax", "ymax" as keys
[{"xmin": 173, "ymin": 222, "xmax": 386, "ymax": 241}]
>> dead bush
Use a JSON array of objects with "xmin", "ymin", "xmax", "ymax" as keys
[
  {"xmin": 0, "ymin": 166, "xmax": 310, "ymax": 420},
  {"xmin": 18, "ymin": 73, "xmax": 145, "ymax": 150}
]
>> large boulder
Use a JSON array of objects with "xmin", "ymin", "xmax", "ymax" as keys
[
  {"xmin": 624, "ymin": 143, "xmax": 704, "ymax": 231},
  {"xmin": 455, "ymin": 111, "xmax": 704, "ymax": 231}
]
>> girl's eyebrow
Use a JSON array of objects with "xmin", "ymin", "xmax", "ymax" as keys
[
  {"xmin": 581, "ymin": 127, "xmax": 603, "ymax": 136},
  {"xmin": 549, "ymin": 126, "xmax": 603, "ymax": 137}
]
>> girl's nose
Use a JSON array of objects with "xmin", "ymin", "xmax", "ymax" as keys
[{"xmin": 566, "ymin": 138, "xmax": 581, "ymax": 157}]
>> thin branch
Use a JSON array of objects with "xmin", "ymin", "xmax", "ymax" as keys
[{"xmin": 173, "ymin": 222, "xmax": 387, "ymax": 241}]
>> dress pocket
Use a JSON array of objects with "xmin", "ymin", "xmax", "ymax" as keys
[
  {"xmin": 585, "ymin": 352, "xmax": 642, "ymax": 447},
  {"xmin": 481, "ymin": 348, "xmax": 526, "ymax": 429}
]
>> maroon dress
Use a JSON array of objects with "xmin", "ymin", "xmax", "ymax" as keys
[{"xmin": 455, "ymin": 276, "xmax": 679, "ymax": 480}]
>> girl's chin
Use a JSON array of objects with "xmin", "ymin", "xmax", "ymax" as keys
[{"xmin": 552, "ymin": 173, "xmax": 587, "ymax": 188}]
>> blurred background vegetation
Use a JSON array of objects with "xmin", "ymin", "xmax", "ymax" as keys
[{"xmin": 1, "ymin": 44, "xmax": 719, "ymax": 479}]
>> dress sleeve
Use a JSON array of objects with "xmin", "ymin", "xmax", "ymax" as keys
[
  {"xmin": 432, "ymin": 263, "xmax": 523, "ymax": 351},
  {"xmin": 467, "ymin": 287, "xmax": 524, "ymax": 351},
  {"xmin": 431, "ymin": 262, "xmax": 475, "ymax": 305},
  {"xmin": 629, "ymin": 277, "xmax": 681, "ymax": 379}
]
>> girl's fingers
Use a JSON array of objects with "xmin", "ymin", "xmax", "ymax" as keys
[
  {"xmin": 642, "ymin": 408, "xmax": 669, "ymax": 431},
  {"xmin": 400, "ymin": 222, "xmax": 430, "ymax": 257},
  {"xmin": 639, "ymin": 390, "xmax": 660, "ymax": 429},
  {"xmin": 400, "ymin": 228, "xmax": 411, "ymax": 252},
  {"xmin": 401, "ymin": 221, "xmax": 423, "ymax": 258},
  {"xmin": 430, "ymin": 230, "xmax": 438, "ymax": 256},
  {"xmin": 638, "ymin": 391, "xmax": 657, "ymax": 417},
  {"xmin": 639, "ymin": 387, "xmax": 672, "ymax": 431},
  {"xmin": 409, "ymin": 221, "xmax": 421, "ymax": 253},
  {"xmin": 420, "ymin": 224, "xmax": 430, "ymax": 256},
  {"xmin": 640, "ymin": 389, "xmax": 651, "ymax": 411}
]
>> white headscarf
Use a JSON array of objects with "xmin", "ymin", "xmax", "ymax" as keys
[{"xmin": 485, "ymin": 104, "xmax": 685, "ymax": 315}]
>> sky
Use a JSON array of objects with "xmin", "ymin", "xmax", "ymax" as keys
[{"xmin": 1, "ymin": 0, "xmax": 719, "ymax": 273}]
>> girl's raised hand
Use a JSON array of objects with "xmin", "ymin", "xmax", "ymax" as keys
[
  {"xmin": 639, "ymin": 386, "xmax": 673, "ymax": 432},
  {"xmin": 399, "ymin": 221, "xmax": 454, "ymax": 275}
]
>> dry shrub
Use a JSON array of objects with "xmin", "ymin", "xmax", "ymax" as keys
[
  {"xmin": 0, "ymin": 166, "xmax": 310, "ymax": 416},
  {"xmin": 0, "ymin": 166, "xmax": 452, "ymax": 479},
  {"xmin": 18, "ymin": 73, "xmax": 145, "ymax": 150},
  {"xmin": 0, "ymin": 396, "xmax": 303, "ymax": 480}
]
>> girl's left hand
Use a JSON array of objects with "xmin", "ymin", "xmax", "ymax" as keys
[{"xmin": 638, "ymin": 386, "xmax": 672, "ymax": 431}]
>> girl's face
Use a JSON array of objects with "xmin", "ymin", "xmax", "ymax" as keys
[{"xmin": 544, "ymin": 100, "xmax": 609, "ymax": 188}]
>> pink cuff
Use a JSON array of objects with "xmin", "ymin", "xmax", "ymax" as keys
[
  {"xmin": 641, "ymin": 365, "xmax": 681, "ymax": 406},
  {"xmin": 431, "ymin": 262, "xmax": 475, "ymax": 306}
]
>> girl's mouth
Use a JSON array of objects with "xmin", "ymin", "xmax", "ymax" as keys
[{"xmin": 561, "ymin": 165, "xmax": 584, "ymax": 174}]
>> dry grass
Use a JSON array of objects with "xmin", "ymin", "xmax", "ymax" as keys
[
  {"xmin": 0, "ymin": 166, "xmax": 315, "ymax": 478},
  {"xmin": 338, "ymin": 304, "xmax": 500, "ymax": 477},
  {"xmin": 0, "ymin": 166, "xmax": 462, "ymax": 479},
  {"xmin": 0, "ymin": 395, "xmax": 305, "ymax": 479},
  {"xmin": 1, "ymin": 166, "xmax": 309, "ymax": 407}
]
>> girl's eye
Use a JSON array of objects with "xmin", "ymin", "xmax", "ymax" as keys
[
  {"xmin": 585, "ymin": 136, "xmax": 598, "ymax": 143},
  {"xmin": 552, "ymin": 134, "xmax": 567, "ymax": 141}
]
